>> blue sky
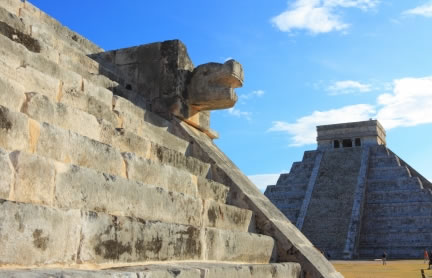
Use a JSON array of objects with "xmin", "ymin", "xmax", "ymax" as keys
[{"xmin": 31, "ymin": 0, "xmax": 432, "ymax": 191}]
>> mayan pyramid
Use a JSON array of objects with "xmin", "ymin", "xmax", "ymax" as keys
[
  {"xmin": 0, "ymin": 1, "xmax": 344, "ymax": 277},
  {"xmin": 265, "ymin": 120, "xmax": 432, "ymax": 259}
]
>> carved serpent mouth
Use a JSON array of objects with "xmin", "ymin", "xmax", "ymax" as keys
[{"xmin": 212, "ymin": 74, "xmax": 243, "ymax": 88}]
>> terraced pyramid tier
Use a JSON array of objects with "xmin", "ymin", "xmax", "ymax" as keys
[
  {"xmin": 0, "ymin": 1, "xmax": 342, "ymax": 277},
  {"xmin": 266, "ymin": 120, "xmax": 432, "ymax": 259}
]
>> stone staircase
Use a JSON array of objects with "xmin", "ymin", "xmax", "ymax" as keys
[
  {"xmin": 358, "ymin": 145, "xmax": 432, "ymax": 258},
  {"xmin": 0, "ymin": 1, "xmax": 343, "ymax": 277},
  {"xmin": 265, "ymin": 151, "xmax": 317, "ymax": 223},
  {"xmin": 301, "ymin": 148, "xmax": 363, "ymax": 259}
]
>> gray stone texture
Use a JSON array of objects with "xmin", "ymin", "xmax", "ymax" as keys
[{"xmin": 266, "ymin": 121, "xmax": 432, "ymax": 260}]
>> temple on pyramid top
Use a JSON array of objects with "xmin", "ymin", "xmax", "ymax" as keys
[{"xmin": 317, "ymin": 120, "xmax": 386, "ymax": 150}]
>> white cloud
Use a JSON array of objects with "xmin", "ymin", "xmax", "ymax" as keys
[
  {"xmin": 269, "ymin": 104, "xmax": 376, "ymax": 146},
  {"xmin": 240, "ymin": 90, "xmax": 265, "ymax": 100},
  {"xmin": 271, "ymin": 0, "xmax": 380, "ymax": 34},
  {"xmin": 327, "ymin": 80, "xmax": 372, "ymax": 95},
  {"xmin": 227, "ymin": 107, "xmax": 252, "ymax": 120},
  {"xmin": 376, "ymin": 76, "xmax": 432, "ymax": 129},
  {"xmin": 403, "ymin": 3, "xmax": 432, "ymax": 17},
  {"xmin": 270, "ymin": 76, "xmax": 432, "ymax": 146},
  {"xmin": 248, "ymin": 174, "xmax": 280, "ymax": 192}
]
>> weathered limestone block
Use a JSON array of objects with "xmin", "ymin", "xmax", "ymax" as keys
[
  {"xmin": 203, "ymin": 200, "xmax": 252, "ymax": 232},
  {"xmin": 62, "ymin": 79, "xmax": 118, "ymax": 126},
  {"xmin": 0, "ymin": 74, "xmax": 25, "ymax": 112},
  {"xmin": 0, "ymin": 263, "xmax": 303, "ymax": 278},
  {"xmin": 0, "ymin": 268, "xmax": 201, "ymax": 278},
  {"xmin": 78, "ymin": 212, "xmax": 202, "ymax": 263},
  {"xmin": 9, "ymin": 151, "xmax": 56, "ymax": 206},
  {"xmin": 197, "ymin": 176, "xmax": 229, "ymax": 203},
  {"xmin": 0, "ymin": 200, "xmax": 81, "ymax": 266},
  {"xmin": 22, "ymin": 92, "xmax": 102, "ymax": 141},
  {"xmin": 36, "ymin": 122, "xmax": 125, "ymax": 177},
  {"xmin": 204, "ymin": 228, "xmax": 274, "ymax": 263},
  {"xmin": 0, "ymin": 148, "xmax": 13, "ymax": 199},
  {"xmin": 197, "ymin": 263, "xmax": 301, "ymax": 278},
  {"xmin": 187, "ymin": 60, "xmax": 242, "ymax": 111},
  {"xmin": 0, "ymin": 105, "xmax": 31, "ymax": 152},
  {"xmin": 55, "ymin": 164, "xmax": 202, "ymax": 227},
  {"xmin": 122, "ymin": 152, "xmax": 197, "ymax": 197},
  {"xmin": 148, "ymin": 144, "xmax": 210, "ymax": 177},
  {"xmin": 113, "ymin": 96, "xmax": 189, "ymax": 154},
  {"xmin": 15, "ymin": 65, "xmax": 61, "ymax": 101}
]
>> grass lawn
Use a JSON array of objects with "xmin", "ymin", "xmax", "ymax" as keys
[{"xmin": 332, "ymin": 260, "xmax": 432, "ymax": 278}]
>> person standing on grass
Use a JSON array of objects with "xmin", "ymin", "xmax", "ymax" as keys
[
  {"xmin": 425, "ymin": 249, "xmax": 429, "ymax": 264},
  {"xmin": 382, "ymin": 251, "xmax": 387, "ymax": 265},
  {"xmin": 429, "ymin": 251, "xmax": 432, "ymax": 270}
]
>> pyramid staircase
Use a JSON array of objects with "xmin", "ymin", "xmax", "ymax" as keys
[
  {"xmin": 0, "ymin": 1, "xmax": 342, "ymax": 277},
  {"xmin": 359, "ymin": 145, "xmax": 432, "ymax": 258}
]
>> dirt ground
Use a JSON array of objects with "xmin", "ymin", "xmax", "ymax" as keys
[{"xmin": 332, "ymin": 260, "xmax": 432, "ymax": 278}]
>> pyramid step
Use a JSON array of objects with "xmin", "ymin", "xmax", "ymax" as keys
[
  {"xmin": 265, "ymin": 190, "xmax": 307, "ymax": 201},
  {"xmin": 0, "ymin": 2, "xmax": 102, "ymax": 55},
  {"xmin": 0, "ymin": 262, "xmax": 301, "ymax": 278},
  {"xmin": 0, "ymin": 7, "xmax": 149, "ymax": 118},
  {"xmin": 367, "ymin": 176, "xmax": 423, "ymax": 191},
  {"xmin": 364, "ymin": 201, "xmax": 432, "ymax": 216},
  {"xmin": 0, "ymin": 37, "xmax": 191, "ymax": 155},
  {"xmin": 362, "ymin": 215, "xmax": 432, "ymax": 230},
  {"xmin": 0, "ymin": 106, "xmax": 226, "ymax": 201},
  {"xmin": 0, "ymin": 200, "xmax": 274, "ymax": 266},
  {"xmin": 0, "ymin": 104, "xmax": 209, "ymax": 178},
  {"xmin": 368, "ymin": 166, "xmax": 411, "ymax": 180},
  {"xmin": 369, "ymin": 155, "xmax": 400, "ymax": 167},
  {"xmin": 0, "ymin": 148, "xmax": 249, "ymax": 231},
  {"xmin": 370, "ymin": 145, "xmax": 390, "ymax": 156},
  {"xmin": 366, "ymin": 189, "xmax": 432, "ymax": 203}
]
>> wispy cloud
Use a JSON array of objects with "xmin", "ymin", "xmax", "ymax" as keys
[
  {"xmin": 227, "ymin": 107, "xmax": 252, "ymax": 120},
  {"xmin": 248, "ymin": 173, "xmax": 281, "ymax": 192},
  {"xmin": 269, "ymin": 104, "xmax": 375, "ymax": 146},
  {"xmin": 327, "ymin": 80, "xmax": 372, "ymax": 95},
  {"xmin": 270, "ymin": 76, "xmax": 432, "ymax": 146},
  {"xmin": 271, "ymin": 0, "xmax": 380, "ymax": 34},
  {"xmin": 376, "ymin": 76, "xmax": 432, "ymax": 129},
  {"xmin": 227, "ymin": 90, "xmax": 265, "ymax": 120},
  {"xmin": 239, "ymin": 90, "xmax": 265, "ymax": 100},
  {"xmin": 403, "ymin": 3, "xmax": 432, "ymax": 17}
]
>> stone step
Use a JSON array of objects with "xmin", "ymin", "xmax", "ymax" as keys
[
  {"xmin": 0, "ymin": 262, "xmax": 301, "ymax": 278},
  {"xmin": 369, "ymin": 155, "xmax": 400, "ymax": 168},
  {"xmin": 366, "ymin": 189, "xmax": 432, "ymax": 203},
  {"xmin": 368, "ymin": 166, "xmax": 411, "ymax": 180},
  {"xmin": 0, "ymin": 1, "xmax": 102, "ymax": 55},
  {"xmin": 0, "ymin": 6, "xmax": 150, "ymax": 114},
  {"xmin": 265, "ymin": 190, "xmax": 306, "ymax": 202},
  {"xmin": 361, "ymin": 215, "xmax": 432, "ymax": 230},
  {"xmin": 275, "ymin": 200, "xmax": 303, "ymax": 210},
  {"xmin": 0, "ymin": 200, "xmax": 274, "ymax": 266},
  {"xmin": 0, "ymin": 148, "xmax": 248, "ymax": 231},
  {"xmin": 370, "ymin": 145, "xmax": 390, "ymax": 156},
  {"xmin": 364, "ymin": 202, "xmax": 432, "ymax": 217},
  {"xmin": 358, "ymin": 247, "xmax": 426, "ymax": 259},
  {"xmin": 362, "ymin": 224, "xmax": 432, "ymax": 234},
  {"xmin": 0, "ymin": 36, "xmax": 191, "ymax": 155},
  {"xmin": 360, "ymin": 232, "xmax": 432, "ymax": 243},
  {"xmin": 264, "ymin": 183, "xmax": 307, "ymax": 193},
  {"xmin": 0, "ymin": 106, "xmax": 225, "ymax": 201},
  {"xmin": 0, "ymin": 95, "xmax": 207, "ymax": 176},
  {"xmin": 367, "ymin": 177, "xmax": 423, "ymax": 191}
]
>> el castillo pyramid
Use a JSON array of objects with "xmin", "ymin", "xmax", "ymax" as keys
[
  {"xmin": 0, "ymin": 1, "xmax": 344, "ymax": 277},
  {"xmin": 265, "ymin": 120, "xmax": 432, "ymax": 260}
]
